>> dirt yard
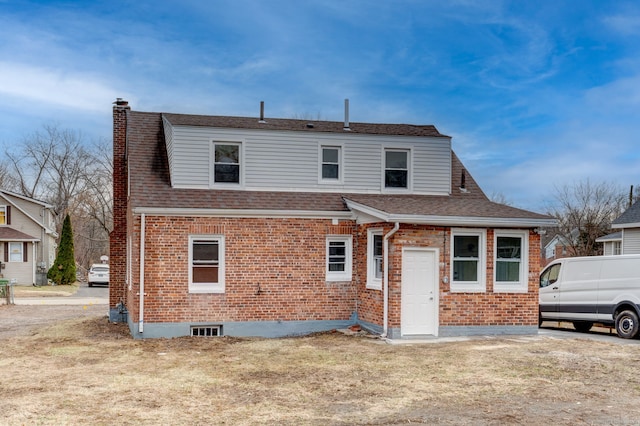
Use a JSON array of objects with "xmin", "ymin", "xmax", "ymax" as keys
[{"xmin": 1, "ymin": 304, "xmax": 640, "ymax": 425}]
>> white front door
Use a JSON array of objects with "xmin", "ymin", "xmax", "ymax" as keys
[{"xmin": 401, "ymin": 248, "xmax": 438, "ymax": 336}]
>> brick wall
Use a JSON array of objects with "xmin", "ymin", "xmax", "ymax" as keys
[
  {"xmin": 110, "ymin": 100, "xmax": 129, "ymax": 313},
  {"xmin": 355, "ymin": 224, "xmax": 541, "ymax": 329},
  {"xmin": 126, "ymin": 216, "xmax": 357, "ymax": 324}
]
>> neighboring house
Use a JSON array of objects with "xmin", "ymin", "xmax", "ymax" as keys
[
  {"xmin": 595, "ymin": 231, "xmax": 622, "ymax": 256},
  {"xmin": 110, "ymin": 99, "xmax": 556, "ymax": 339},
  {"xmin": 609, "ymin": 200, "xmax": 640, "ymax": 254},
  {"xmin": 543, "ymin": 234, "xmax": 570, "ymax": 265},
  {"xmin": 541, "ymin": 228, "xmax": 581, "ymax": 265},
  {"xmin": 0, "ymin": 190, "xmax": 57, "ymax": 286}
]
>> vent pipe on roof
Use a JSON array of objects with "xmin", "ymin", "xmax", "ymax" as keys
[
  {"xmin": 343, "ymin": 98, "xmax": 350, "ymax": 131},
  {"xmin": 259, "ymin": 101, "xmax": 266, "ymax": 123}
]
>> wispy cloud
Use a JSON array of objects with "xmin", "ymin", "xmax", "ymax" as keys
[{"xmin": 0, "ymin": 62, "xmax": 126, "ymax": 112}]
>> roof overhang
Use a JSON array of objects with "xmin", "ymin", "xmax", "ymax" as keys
[
  {"xmin": 612, "ymin": 222, "xmax": 640, "ymax": 229},
  {"xmin": 132, "ymin": 207, "xmax": 354, "ymax": 220},
  {"xmin": 344, "ymin": 199, "xmax": 558, "ymax": 228}
]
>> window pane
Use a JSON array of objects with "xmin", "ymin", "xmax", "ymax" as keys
[
  {"xmin": 454, "ymin": 236, "xmax": 479, "ymax": 258},
  {"xmin": 215, "ymin": 145, "xmax": 239, "ymax": 163},
  {"xmin": 373, "ymin": 235, "xmax": 383, "ymax": 256},
  {"xmin": 322, "ymin": 148, "xmax": 339, "ymax": 163},
  {"xmin": 9, "ymin": 242, "xmax": 22, "ymax": 262},
  {"xmin": 214, "ymin": 164, "xmax": 240, "ymax": 183},
  {"xmin": 193, "ymin": 241, "xmax": 218, "ymax": 262},
  {"xmin": 0, "ymin": 207, "xmax": 5, "ymax": 225},
  {"xmin": 329, "ymin": 262, "xmax": 345, "ymax": 272},
  {"xmin": 374, "ymin": 257, "xmax": 383, "ymax": 279},
  {"xmin": 193, "ymin": 266, "xmax": 219, "ymax": 283},
  {"xmin": 329, "ymin": 241, "xmax": 346, "ymax": 272},
  {"xmin": 322, "ymin": 164, "xmax": 339, "ymax": 179},
  {"xmin": 385, "ymin": 170, "xmax": 407, "ymax": 188},
  {"xmin": 453, "ymin": 260, "xmax": 478, "ymax": 281},
  {"xmin": 497, "ymin": 237, "xmax": 521, "ymax": 259},
  {"xmin": 496, "ymin": 261, "xmax": 519, "ymax": 282},
  {"xmin": 385, "ymin": 151, "xmax": 407, "ymax": 168}
]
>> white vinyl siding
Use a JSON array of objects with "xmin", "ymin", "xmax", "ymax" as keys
[
  {"xmin": 622, "ymin": 229, "xmax": 640, "ymax": 254},
  {"xmin": 162, "ymin": 119, "xmax": 451, "ymax": 195}
]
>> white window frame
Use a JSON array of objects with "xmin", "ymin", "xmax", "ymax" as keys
[
  {"xmin": 211, "ymin": 142, "xmax": 242, "ymax": 187},
  {"xmin": 366, "ymin": 228, "xmax": 383, "ymax": 290},
  {"xmin": 189, "ymin": 235, "xmax": 225, "ymax": 293},
  {"xmin": 382, "ymin": 148, "xmax": 412, "ymax": 192},
  {"xmin": 450, "ymin": 228, "xmax": 486, "ymax": 293},
  {"xmin": 613, "ymin": 241, "xmax": 622, "ymax": 256},
  {"xmin": 318, "ymin": 144, "xmax": 343, "ymax": 184},
  {"xmin": 326, "ymin": 235, "xmax": 352, "ymax": 282},
  {"xmin": 0, "ymin": 206, "xmax": 6, "ymax": 225},
  {"xmin": 493, "ymin": 230, "xmax": 529, "ymax": 293},
  {"xmin": 8, "ymin": 242, "xmax": 23, "ymax": 263}
]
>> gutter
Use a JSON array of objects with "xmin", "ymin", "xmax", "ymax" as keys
[
  {"xmin": 382, "ymin": 222, "xmax": 400, "ymax": 338},
  {"xmin": 138, "ymin": 213, "xmax": 146, "ymax": 334}
]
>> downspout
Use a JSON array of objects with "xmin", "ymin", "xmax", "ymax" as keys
[
  {"xmin": 138, "ymin": 213, "xmax": 146, "ymax": 334},
  {"xmin": 32, "ymin": 242, "xmax": 36, "ymax": 286},
  {"xmin": 382, "ymin": 222, "xmax": 400, "ymax": 338}
]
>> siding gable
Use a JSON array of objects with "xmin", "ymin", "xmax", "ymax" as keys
[{"xmin": 163, "ymin": 121, "xmax": 452, "ymax": 195}]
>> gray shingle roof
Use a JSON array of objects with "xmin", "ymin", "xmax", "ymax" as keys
[
  {"xmin": 163, "ymin": 113, "xmax": 448, "ymax": 137},
  {"xmin": 613, "ymin": 201, "xmax": 640, "ymax": 226},
  {"xmin": 126, "ymin": 110, "xmax": 552, "ymax": 224}
]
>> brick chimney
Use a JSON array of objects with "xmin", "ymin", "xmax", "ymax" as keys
[{"xmin": 109, "ymin": 98, "xmax": 130, "ymax": 322}]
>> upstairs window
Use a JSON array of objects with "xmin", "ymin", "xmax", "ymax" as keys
[
  {"xmin": 213, "ymin": 143, "xmax": 241, "ymax": 184},
  {"xmin": 0, "ymin": 206, "xmax": 9, "ymax": 225},
  {"xmin": 321, "ymin": 146, "xmax": 341, "ymax": 182},
  {"xmin": 384, "ymin": 149, "xmax": 409, "ymax": 189}
]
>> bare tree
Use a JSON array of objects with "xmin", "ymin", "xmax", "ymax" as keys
[
  {"xmin": 489, "ymin": 191, "xmax": 512, "ymax": 206},
  {"xmin": 5, "ymin": 125, "xmax": 113, "ymax": 270},
  {"xmin": 546, "ymin": 180, "xmax": 627, "ymax": 257}
]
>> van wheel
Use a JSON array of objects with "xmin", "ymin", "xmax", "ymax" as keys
[
  {"xmin": 615, "ymin": 310, "xmax": 639, "ymax": 339},
  {"xmin": 572, "ymin": 321, "xmax": 593, "ymax": 333}
]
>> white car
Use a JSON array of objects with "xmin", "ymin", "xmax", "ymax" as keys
[{"xmin": 88, "ymin": 264, "xmax": 109, "ymax": 287}]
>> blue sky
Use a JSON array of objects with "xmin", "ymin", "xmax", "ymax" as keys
[{"xmin": 1, "ymin": 1, "xmax": 639, "ymax": 211}]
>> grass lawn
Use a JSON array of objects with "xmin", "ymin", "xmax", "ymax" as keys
[
  {"xmin": 1, "ymin": 312, "xmax": 640, "ymax": 425},
  {"xmin": 11, "ymin": 283, "xmax": 79, "ymax": 297}
]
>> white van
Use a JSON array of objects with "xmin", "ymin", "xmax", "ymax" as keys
[{"xmin": 539, "ymin": 255, "xmax": 640, "ymax": 339}]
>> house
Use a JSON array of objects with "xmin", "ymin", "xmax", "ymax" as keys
[
  {"xmin": 110, "ymin": 99, "xmax": 556, "ymax": 339},
  {"xmin": 541, "ymin": 228, "xmax": 581, "ymax": 265},
  {"xmin": 605, "ymin": 200, "xmax": 640, "ymax": 254},
  {"xmin": 0, "ymin": 189, "xmax": 57, "ymax": 286},
  {"xmin": 595, "ymin": 231, "xmax": 622, "ymax": 255}
]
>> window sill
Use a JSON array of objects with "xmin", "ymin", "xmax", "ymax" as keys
[
  {"xmin": 493, "ymin": 284, "xmax": 528, "ymax": 294},
  {"xmin": 366, "ymin": 279, "xmax": 382, "ymax": 291},
  {"xmin": 450, "ymin": 283, "xmax": 486, "ymax": 293},
  {"xmin": 189, "ymin": 286, "xmax": 225, "ymax": 294},
  {"xmin": 326, "ymin": 275, "xmax": 352, "ymax": 282}
]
